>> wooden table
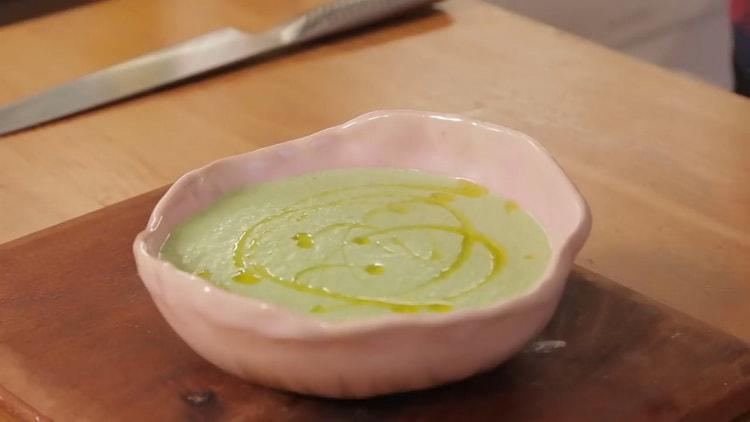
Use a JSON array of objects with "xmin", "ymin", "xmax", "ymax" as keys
[{"xmin": 0, "ymin": 0, "xmax": 748, "ymax": 413}]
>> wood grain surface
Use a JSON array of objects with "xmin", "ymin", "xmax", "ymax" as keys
[
  {"xmin": 0, "ymin": 0, "xmax": 748, "ymax": 348},
  {"xmin": 0, "ymin": 188, "xmax": 749, "ymax": 421}
]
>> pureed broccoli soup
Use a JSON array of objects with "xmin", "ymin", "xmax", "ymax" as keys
[{"xmin": 160, "ymin": 168, "xmax": 551, "ymax": 321}]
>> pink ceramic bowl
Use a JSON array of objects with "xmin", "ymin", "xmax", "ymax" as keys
[{"xmin": 133, "ymin": 110, "xmax": 591, "ymax": 398}]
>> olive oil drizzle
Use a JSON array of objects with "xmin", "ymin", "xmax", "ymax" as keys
[
  {"xmin": 229, "ymin": 179, "xmax": 508, "ymax": 314},
  {"xmin": 233, "ymin": 264, "xmax": 451, "ymax": 313}
]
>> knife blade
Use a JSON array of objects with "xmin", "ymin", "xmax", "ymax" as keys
[{"xmin": 0, "ymin": 0, "xmax": 436, "ymax": 136}]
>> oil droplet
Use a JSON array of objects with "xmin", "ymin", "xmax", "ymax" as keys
[
  {"xmin": 388, "ymin": 203, "xmax": 410, "ymax": 213},
  {"xmin": 523, "ymin": 254, "xmax": 535, "ymax": 260},
  {"xmin": 504, "ymin": 200, "xmax": 519, "ymax": 213},
  {"xmin": 455, "ymin": 179, "xmax": 488, "ymax": 197},
  {"xmin": 195, "ymin": 270, "xmax": 212, "ymax": 280},
  {"xmin": 310, "ymin": 305, "xmax": 327, "ymax": 314},
  {"xmin": 233, "ymin": 270, "xmax": 262, "ymax": 284},
  {"xmin": 429, "ymin": 192, "xmax": 455, "ymax": 203},
  {"xmin": 352, "ymin": 236, "xmax": 370, "ymax": 245},
  {"xmin": 365, "ymin": 263, "xmax": 385, "ymax": 275},
  {"xmin": 292, "ymin": 232, "xmax": 315, "ymax": 249}
]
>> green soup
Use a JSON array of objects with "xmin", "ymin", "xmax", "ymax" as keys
[{"xmin": 160, "ymin": 168, "xmax": 551, "ymax": 321}]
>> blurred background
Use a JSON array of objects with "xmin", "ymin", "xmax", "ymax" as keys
[
  {"xmin": 0, "ymin": 0, "xmax": 734, "ymax": 90},
  {"xmin": 489, "ymin": 0, "xmax": 732, "ymax": 89}
]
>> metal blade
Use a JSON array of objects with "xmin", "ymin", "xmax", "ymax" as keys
[{"xmin": 0, "ymin": 27, "xmax": 280, "ymax": 136}]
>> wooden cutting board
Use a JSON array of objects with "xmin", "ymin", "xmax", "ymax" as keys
[{"xmin": 1, "ymin": 188, "xmax": 749, "ymax": 421}]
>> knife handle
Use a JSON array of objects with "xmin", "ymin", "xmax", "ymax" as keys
[{"xmin": 281, "ymin": 0, "xmax": 438, "ymax": 44}]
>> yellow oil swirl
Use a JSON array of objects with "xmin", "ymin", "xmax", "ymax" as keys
[
  {"xmin": 232, "ymin": 264, "xmax": 451, "ymax": 313},
  {"xmin": 230, "ymin": 179, "xmax": 507, "ymax": 315}
]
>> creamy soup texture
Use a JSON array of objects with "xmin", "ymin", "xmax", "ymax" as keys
[{"xmin": 160, "ymin": 168, "xmax": 551, "ymax": 321}]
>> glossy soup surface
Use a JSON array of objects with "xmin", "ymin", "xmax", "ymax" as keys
[{"xmin": 160, "ymin": 168, "xmax": 551, "ymax": 321}]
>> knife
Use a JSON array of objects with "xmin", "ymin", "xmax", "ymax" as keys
[{"xmin": 0, "ymin": 0, "xmax": 436, "ymax": 136}]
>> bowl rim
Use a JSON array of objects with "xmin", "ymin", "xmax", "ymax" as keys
[{"xmin": 133, "ymin": 109, "xmax": 592, "ymax": 339}]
